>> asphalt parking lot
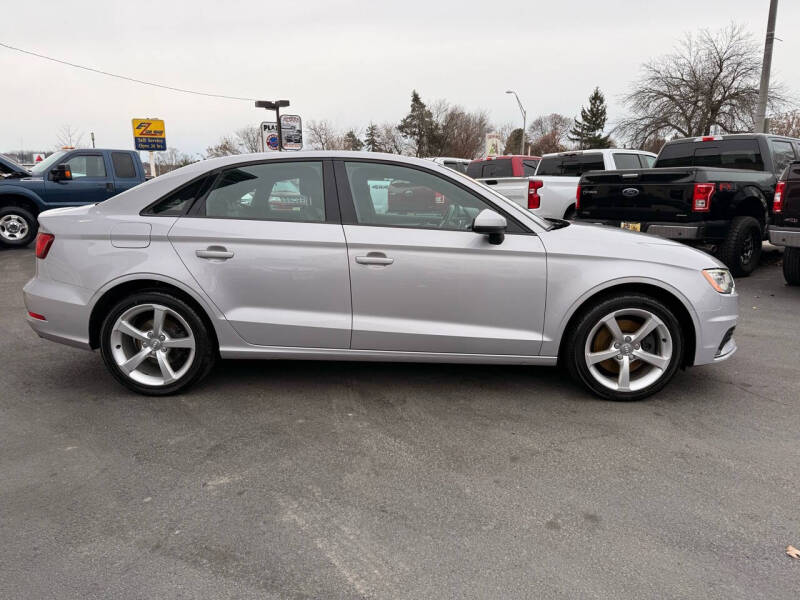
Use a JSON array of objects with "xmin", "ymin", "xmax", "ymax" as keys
[{"xmin": 1, "ymin": 245, "xmax": 798, "ymax": 599}]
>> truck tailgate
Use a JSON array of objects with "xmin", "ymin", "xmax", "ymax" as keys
[
  {"xmin": 578, "ymin": 169, "xmax": 696, "ymax": 222},
  {"xmin": 478, "ymin": 177, "xmax": 528, "ymax": 208}
]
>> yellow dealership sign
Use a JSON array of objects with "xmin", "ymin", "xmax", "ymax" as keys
[{"xmin": 131, "ymin": 118, "xmax": 166, "ymax": 151}]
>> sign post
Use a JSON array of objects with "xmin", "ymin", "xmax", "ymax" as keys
[{"xmin": 131, "ymin": 118, "xmax": 166, "ymax": 177}]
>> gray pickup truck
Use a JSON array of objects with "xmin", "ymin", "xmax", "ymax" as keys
[{"xmin": 0, "ymin": 148, "xmax": 147, "ymax": 247}]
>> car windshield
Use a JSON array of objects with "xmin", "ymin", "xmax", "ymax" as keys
[{"xmin": 30, "ymin": 151, "xmax": 68, "ymax": 175}]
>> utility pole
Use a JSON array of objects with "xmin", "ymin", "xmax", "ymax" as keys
[
  {"xmin": 90, "ymin": 132, "xmax": 95, "ymax": 148},
  {"xmin": 755, "ymin": 0, "xmax": 779, "ymax": 133},
  {"xmin": 506, "ymin": 90, "xmax": 527, "ymax": 155}
]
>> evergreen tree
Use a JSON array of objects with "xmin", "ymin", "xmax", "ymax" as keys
[
  {"xmin": 397, "ymin": 90, "xmax": 435, "ymax": 157},
  {"xmin": 364, "ymin": 123, "xmax": 381, "ymax": 152},
  {"xmin": 568, "ymin": 87, "xmax": 611, "ymax": 149},
  {"xmin": 503, "ymin": 129, "xmax": 526, "ymax": 155},
  {"xmin": 343, "ymin": 130, "xmax": 364, "ymax": 151}
]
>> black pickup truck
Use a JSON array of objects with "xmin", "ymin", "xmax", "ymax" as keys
[
  {"xmin": 575, "ymin": 134, "xmax": 800, "ymax": 276},
  {"xmin": 768, "ymin": 160, "xmax": 800, "ymax": 284}
]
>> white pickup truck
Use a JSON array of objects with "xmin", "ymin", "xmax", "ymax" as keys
[{"xmin": 474, "ymin": 149, "xmax": 656, "ymax": 219}]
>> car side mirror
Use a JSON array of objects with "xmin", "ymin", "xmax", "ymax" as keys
[
  {"xmin": 472, "ymin": 209, "xmax": 507, "ymax": 245},
  {"xmin": 51, "ymin": 164, "xmax": 72, "ymax": 181}
]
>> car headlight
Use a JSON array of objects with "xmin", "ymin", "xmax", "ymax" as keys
[{"xmin": 702, "ymin": 268, "xmax": 735, "ymax": 294}]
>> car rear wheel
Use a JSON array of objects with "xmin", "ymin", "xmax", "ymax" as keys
[
  {"xmin": 718, "ymin": 216, "xmax": 762, "ymax": 277},
  {"xmin": 784, "ymin": 247, "xmax": 800, "ymax": 285},
  {"xmin": 100, "ymin": 292, "xmax": 216, "ymax": 395},
  {"xmin": 565, "ymin": 294, "xmax": 684, "ymax": 401},
  {"xmin": 0, "ymin": 207, "xmax": 37, "ymax": 247}
]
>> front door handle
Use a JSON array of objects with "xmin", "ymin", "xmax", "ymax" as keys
[
  {"xmin": 196, "ymin": 247, "xmax": 234, "ymax": 260},
  {"xmin": 355, "ymin": 253, "xmax": 394, "ymax": 266}
]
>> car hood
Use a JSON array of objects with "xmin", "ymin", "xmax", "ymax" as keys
[{"xmin": 541, "ymin": 222, "xmax": 726, "ymax": 271}]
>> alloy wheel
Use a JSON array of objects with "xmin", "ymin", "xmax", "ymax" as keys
[
  {"xmin": 109, "ymin": 303, "xmax": 196, "ymax": 386},
  {"xmin": 583, "ymin": 308, "xmax": 673, "ymax": 392}
]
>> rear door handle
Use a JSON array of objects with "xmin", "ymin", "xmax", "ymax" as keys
[
  {"xmin": 196, "ymin": 247, "xmax": 234, "ymax": 260},
  {"xmin": 106, "ymin": 182, "xmax": 115, "ymax": 192},
  {"xmin": 484, "ymin": 179, "xmax": 498, "ymax": 185},
  {"xmin": 355, "ymin": 253, "xmax": 394, "ymax": 266}
]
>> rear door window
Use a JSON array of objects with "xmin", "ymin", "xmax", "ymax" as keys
[
  {"xmin": 639, "ymin": 154, "xmax": 657, "ymax": 168},
  {"xmin": 201, "ymin": 161, "xmax": 325, "ymax": 222},
  {"xmin": 612, "ymin": 153, "xmax": 642, "ymax": 170},
  {"xmin": 111, "ymin": 152, "xmax": 137, "ymax": 178}
]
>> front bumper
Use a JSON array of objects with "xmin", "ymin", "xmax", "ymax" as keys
[
  {"xmin": 768, "ymin": 225, "xmax": 800, "ymax": 247},
  {"xmin": 693, "ymin": 291, "xmax": 738, "ymax": 366}
]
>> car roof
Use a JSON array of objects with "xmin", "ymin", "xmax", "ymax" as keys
[{"xmin": 468, "ymin": 155, "xmax": 541, "ymax": 163}]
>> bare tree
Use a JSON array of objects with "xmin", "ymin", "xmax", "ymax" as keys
[
  {"xmin": 616, "ymin": 24, "xmax": 789, "ymax": 147},
  {"xmin": 430, "ymin": 104, "xmax": 490, "ymax": 158},
  {"xmin": 235, "ymin": 125, "xmax": 262, "ymax": 153},
  {"xmin": 770, "ymin": 110, "xmax": 800, "ymax": 139},
  {"xmin": 377, "ymin": 122, "xmax": 407, "ymax": 154},
  {"xmin": 205, "ymin": 136, "xmax": 240, "ymax": 158},
  {"xmin": 55, "ymin": 124, "xmax": 85, "ymax": 149},
  {"xmin": 156, "ymin": 147, "xmax": 197, "ymax": 174},
  {"xmin": 527, "ymin": 113, "xmax": 572, "ymax": 155},
  {"xmin": 306, "ymin": 120, "xmax": 345, "ymax": 150}
]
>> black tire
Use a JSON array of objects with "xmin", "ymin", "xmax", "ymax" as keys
[
  {"xmin": 717, "ymin": 216, "xmax": 762, "ymax": 277},
  {"xmin": 784, "ymin": 247, "xmax": 800, "ymax": 286},
  {"xmin": 100, "ymin": 291, "xmax": 216, "ymax": 396},
  {"xmin": 0, "ymin": 206, "xmax": 38, "ymax": 247},
  {"xmin": 564, "ymin": 293, "xmax": 684, "ymax": 401}
]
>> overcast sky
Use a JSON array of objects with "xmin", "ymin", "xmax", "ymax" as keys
[{"xmin": 2, "ymin": 0, "xmax": 797, "ymax": 156}]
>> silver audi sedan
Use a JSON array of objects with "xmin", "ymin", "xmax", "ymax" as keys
[{"xmin": 23, "ymin": 152, "xmax": 738, "ymax": 400}]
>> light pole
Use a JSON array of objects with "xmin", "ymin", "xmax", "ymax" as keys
[
  {"xmin": 755, "ymin": 0, "xmax": 779, "ymax": 133},
  {"xmin": 255, "ymin": 100, "xmax": 290, "ymax": 151},
  {"xmin": 506, "ymin": 90, "xmax": 527, "ymax": 155}
]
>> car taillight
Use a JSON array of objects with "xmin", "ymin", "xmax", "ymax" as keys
[
  {"xmin": 773, "ymin": 181, "xmax": 786, "ymax": 213},
  {"xmin": 576, "ymin": 185, "xmax": 581, "ymax": 210},
  {"xmin": 528, "ymin": 179, "xmax": 543, "ymax": 209},
  {"xmin": 692, "ymin": 183, "xmax": 714, "ymax": 212},
  {"xmin": 35, "ymin": 233, "xmax": 54, "ymax": 259}
]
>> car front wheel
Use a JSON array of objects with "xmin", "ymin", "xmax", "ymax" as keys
[
  {"xmin": 100, "ymin": 291, "xmax": 216, "ymax": 395},
  {"xmin": 566, "ymin": 294, "xmax": 684, "ymax": 401}
]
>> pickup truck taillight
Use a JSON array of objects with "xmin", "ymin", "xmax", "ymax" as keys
[
  {"xmin": 35, "ymin": 233, "xmax": 54, "ymax": 259},
  {"xmin": 575, "ymin": 185, "xmax": 581, "ymax": 210},
  {"xmin": 773, "ymin": 181, "xmax": 786, "ymax": 213},
  {"xmin": 528, "ymin": 179, "xmax": 543, "ymax": 209},
  {"xmin": 692, "ymin": 183, "xmax": 714, "ymax": 212}
]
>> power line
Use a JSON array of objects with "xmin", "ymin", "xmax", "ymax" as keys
[{"xmin": 0, "ymin": 41, "xmax": 257, "ymax": 102}]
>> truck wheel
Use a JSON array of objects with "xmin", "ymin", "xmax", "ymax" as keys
[
  {"xmin": 564, "ymin": 293, "xmax": 683, "ymax": 401},
  {"xmin": 718, "ymin": 216, "xmax": 762, "ymax": 277},
  {"xmin": 0, "ymin": 206, "xmax": 38, "ymax": 248},
  {"xmin": 784, "ymin": 248, "xmax": 800, "ymax": 286}
]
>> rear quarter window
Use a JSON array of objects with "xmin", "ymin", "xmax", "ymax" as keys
[{"xmin": 612, "ymin": 153, "xmax": 642, "ymax": 170}]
